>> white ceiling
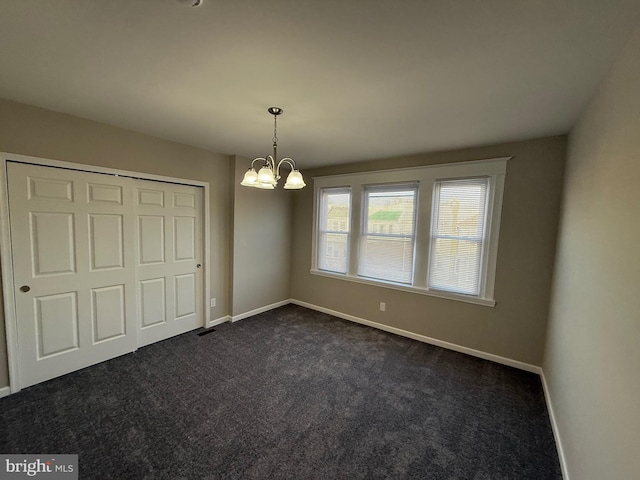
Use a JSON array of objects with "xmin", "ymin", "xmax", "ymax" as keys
[{"xmin": 1, "ymin": 1, "xmax": 639, "ymax": 168}]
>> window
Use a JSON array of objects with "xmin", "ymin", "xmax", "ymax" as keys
[
  {"xmin": 317, "ymin": 187, "xmax": 350, "ymax": 274},
  {"xmin": 359, "ymin": 185, "xmax": 417, "ymax": 284},
  {"xmin": 311, "ymin": 157, "xmax": 507, "ymax": 306},
  {"xmin": 428, "ymin": 178, "xmax": 488, "ymax": 296}
]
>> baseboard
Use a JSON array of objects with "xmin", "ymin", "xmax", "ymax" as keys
[
  {"xmin": 290, "ymin": 299, "xmax": 542, "ymax": 374},
  {"xmin": 207, "ymin": 315, "xmax": 231, "ymax": 328},
  {"xmin": 232, "ymin": 299, "xmax": 291, "ymax": 323},
  {"xmin": 540, "ymin": 370, "xmax": 570, "ymax": 480},
  {"xmin": 0, "ymin": 386, "xmax": 11, "ymax": 398}
]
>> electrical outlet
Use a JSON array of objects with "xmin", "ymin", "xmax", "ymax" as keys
[
  {"xmin": 210, "ymin": 298, "xmax": 216, "ymax": 308},
  {"xmin": 379, "ymin": 302, "xmax": 386, "ymax": 312}
]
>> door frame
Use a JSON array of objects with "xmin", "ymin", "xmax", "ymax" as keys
[{"xmin": 0, "ymin": 152, "xmax": 211, "ymax": 394}]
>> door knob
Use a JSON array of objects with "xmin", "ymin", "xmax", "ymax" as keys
[
  {"xmin": 20, "ymin": 285, "xmax": 30, "ymax": 293},
  {"xmin": 196, "ymin": 264, "xmax": 201, "ymax": 268}
]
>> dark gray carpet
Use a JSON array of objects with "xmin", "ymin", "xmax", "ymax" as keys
[{"xmin": 0, "ymin": 304, "xmax": 561, "ymax": 479}]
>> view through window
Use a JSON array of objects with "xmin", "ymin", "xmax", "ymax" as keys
[
  {"xmin": 318, "ymin": 188, "xmax": 350, "ymax": 274},
  {"xmin": 359, "ymin": 186, "xmax": 417, "ymax": 284},
  {"xmin": 428, "ymin": 178, "xmax": 489, "ymax": 295}
]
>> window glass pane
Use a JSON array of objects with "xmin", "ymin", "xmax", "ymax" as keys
[
  {"xmin": 366, "ymin": 189, "xmax": 416, "ymax": 235},
  {"xmin": 318, "ymin": 189, "xmax": 350, "ymax": 273},
  {"xmin": 325, "ymin": 193, "xmax": 350, "ymax": 232},
  {"xmin": 428, "ymin": 178, "xmax": 488, "ymax": 295},
  {"xmin": 430, "ymin": 238, "xmax": 482, "ymax": 294},
  {"xmin": 359, "ymin": 187, "xmax": 416, "ymax": 284},
  {"xmin": 360, "ymin": 236, "xmax": 414, "ymax": 283},
  {"xmin": 318, "ymin": 232, "xmax": 349, "ymax": 273}
]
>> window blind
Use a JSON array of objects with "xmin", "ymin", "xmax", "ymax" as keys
[
  {"xmin": 358, "ymin": 185, "xmax": 417, "ymax": 284},
  {"xmin": 318, "ymin": 187, "xmax": 350, "ymax": 274},
  {"xmin": 428, "ymin": 178, "xmax": 489, "ymax": 295}
]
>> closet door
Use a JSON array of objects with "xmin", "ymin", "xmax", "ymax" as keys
[
  {"xmin": 135, "ymin": 180, "xmax": 203, "ymax": 347},
  {"xmin": 7, "ymin": 162, "xmax": 137, "ymax": 388}
]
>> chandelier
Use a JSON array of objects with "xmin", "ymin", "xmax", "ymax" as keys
[{"xmin": 240, "ymin": 107, "xmax": 306, "ymax": 190}]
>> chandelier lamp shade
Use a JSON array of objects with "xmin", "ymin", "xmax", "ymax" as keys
[{"xmin": 241, "ymin": 107, "xmax": 306, "ymax": 190}]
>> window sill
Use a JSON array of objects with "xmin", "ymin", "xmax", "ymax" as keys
[{"xmin": 309, "ymin": 269, "xmax": 496, "ymax": 307}]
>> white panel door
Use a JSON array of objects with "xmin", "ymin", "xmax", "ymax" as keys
[
  {"xmin": 135, "ymin": 180, "xmax": 203, "ymax": 346},
  {"xmin": 7, "ymin": 162, "xmax": 137, "ymax": 388}
]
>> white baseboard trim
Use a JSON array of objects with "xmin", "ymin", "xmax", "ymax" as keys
[
  {"xmin": 0, "ymin": 386, "xmax": 11, "ymax": 398},
  {"xmin": 291, "ymin": 299, "xmax": 542, "ymax": 374},
  {"xmin": 232, "ymin": 299, "xmax": 291, "ymax": 323},
  {"xmin": 207, "ymin": 315, "xmax": 231, "ymax": 328},
  {"xmin": 540, "ymin": 370, "xmax": 570, "ymax": 480}
]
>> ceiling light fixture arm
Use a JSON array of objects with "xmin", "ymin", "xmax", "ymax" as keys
[{"xmin": 247, "ymin": 156, "xmax": 296, "ymax": 181}]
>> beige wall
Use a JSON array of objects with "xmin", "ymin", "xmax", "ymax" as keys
[
  {"xmin": 291, "ymin": 136, "xmax": 566, "ymax": 366},
  {"xmin": 0, "ymin": 98, "xmax": 233, "ymax": 389},
  {"xmin": 231, "ymin": 156, "xmax": 293, "ymax": 316},
  {"xmin": 543, "ymin": 21, "xmax": 640, "ymax": 480}
]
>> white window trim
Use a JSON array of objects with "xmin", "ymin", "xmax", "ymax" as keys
[{"xmin": 311, "ymin": 157, "xmax": 509, "ymax": 307}]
